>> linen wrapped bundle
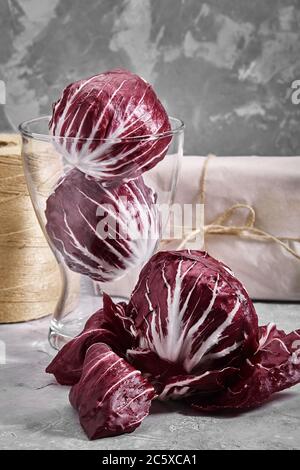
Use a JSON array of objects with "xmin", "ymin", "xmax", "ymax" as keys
[{"xmin": 154, "ymin": 155, "xmax": 300, "ymax": 301}]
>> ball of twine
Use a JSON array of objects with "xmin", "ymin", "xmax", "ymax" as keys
[{"xmin": 0, "ymin": 134, "xmax": 78, "ymax": 323}]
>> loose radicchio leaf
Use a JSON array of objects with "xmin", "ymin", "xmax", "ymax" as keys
[
  {"xmin": 45, "ymin": 168, "xmax": 160, "ymax": 282},
  {"xmin": 85, "ymin": 292, "xmax": 135, "ymax": 346},
  {"xmin": 49, "ymin": 69, "xmax": 171, "ymax": 184},
  {"xmin": 189, "ymin": 324, "xmax": 300, "ymax": 411},
  {"xmin": 46, "ymin": 293, "xmax": 134, "ymax": 385},
  {"xmin": 69, "ymin": 343, "xmax": 156, "ymax": 439},
  {"xmin": 127, "ymin": 250, "xmax": 259, "ymax": 398}
]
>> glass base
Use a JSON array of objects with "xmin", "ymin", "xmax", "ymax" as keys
[{"xmin": 48, "ymin": 294, "xmax": 127, "ymax": 350}]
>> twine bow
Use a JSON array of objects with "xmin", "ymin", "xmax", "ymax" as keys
[{"xmin": 171, "ymin": 154, "xmax": 300, "ymax": 260}]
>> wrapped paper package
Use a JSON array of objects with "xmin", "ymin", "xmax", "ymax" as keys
[{"xmin": 157, "ymin": 155, "xmax": 300, "ymax": 301}]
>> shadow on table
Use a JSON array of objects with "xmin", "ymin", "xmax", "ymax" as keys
[{"xmin": 150, "ymin": 390, "xmax": 299, "ymax": 419}]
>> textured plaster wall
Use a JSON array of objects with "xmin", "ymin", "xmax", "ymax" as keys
[{"xmin": 1, "ymin": 0, "xmax": 300, "ymax": 155}]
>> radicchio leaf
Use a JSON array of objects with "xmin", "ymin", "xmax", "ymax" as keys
[
  {"xmin": 45, "ymin": 169, "xmax": 160, "ymax": 282},
  {"xmin": 128, "ymin": 250, "xmax": 259, "ymax": 398},
  {"xmin": 127, "ymin": 348, "xmax": 239, "ymax": 398},
  {"xmin": 189, "ymin": 324, "xmax": 300, "ymax": 411},
  {"xmin": 69, "ymin": 343, "xmax": 156, "ymax": 439},
  {"xmin": 49, "ymin": 69, "xmax": 171, "ymax": 184},
  {"xmin": 46, "ymin": 293, "xmax": 134, "ymax": 385}
]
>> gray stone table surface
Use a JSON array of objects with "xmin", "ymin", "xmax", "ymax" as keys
[{"xmin": 0, "ymin": 302, "xmax": 300, "ymax": 450}]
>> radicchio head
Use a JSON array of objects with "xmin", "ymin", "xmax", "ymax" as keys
[
  {"xmin": 128, "ymin": 250, "xmax": 259, "ymax": 397},
  {"xmin": 45, "ymin": 169, "xmax": 160, "ymax": 282},
  {"xmin": 49, "ymin": 69, "xmax": 171, "ymax": 184}
]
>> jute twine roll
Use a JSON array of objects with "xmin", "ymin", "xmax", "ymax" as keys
[{"xmin": 0, "ymin": 134, "xmax": 78, "ymax": 323}]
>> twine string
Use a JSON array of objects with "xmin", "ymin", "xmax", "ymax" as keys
[{"xmin": 0, "ymin": 136, "xmax": 63, "ymax": 321}]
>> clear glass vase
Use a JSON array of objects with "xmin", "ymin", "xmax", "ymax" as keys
[{"xmin": 19, "ymin": 116, "xmax": 184, "ymax": 349}]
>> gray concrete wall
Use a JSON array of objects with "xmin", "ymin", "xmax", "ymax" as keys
[{"xmin": 1, "ymin": 0, "xmax": 300, "ymax": 155}]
